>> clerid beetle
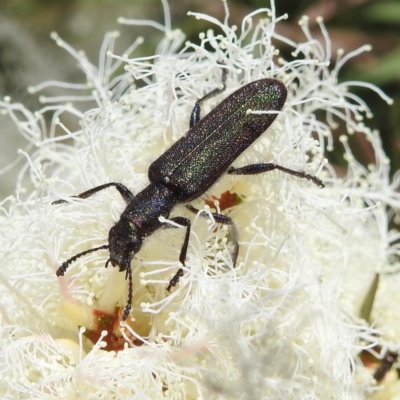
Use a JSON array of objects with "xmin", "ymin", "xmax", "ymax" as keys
[{"xmin": 54, "ymin": 67, "xmax": 324, "ymax": 320}]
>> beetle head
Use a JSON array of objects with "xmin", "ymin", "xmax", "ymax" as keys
[
  {"xmin": 107, "ymin": 218, "xmax": 142, "ymax": 272},
  {"xmin": 56, "ymin": 217, "xmax": 142, "ymax": 321}
]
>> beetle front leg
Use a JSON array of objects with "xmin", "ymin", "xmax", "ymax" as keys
[
  {"xmin": 186, "ymin": 204, "xmax": 238, "ymax": 266},
  {"xmin": 228, "ymin": 164, "xmax": 324, "ymax": 188},
  {"xmin": 161, "ymin": 216, "xmax": 191, "ymax": 291},
  {"xmin": 53, "ymin": 182, "xmax": 135, "ymax": 205}
]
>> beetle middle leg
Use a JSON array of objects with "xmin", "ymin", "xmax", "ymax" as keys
[
  {"xmin": 162, "ymin": 204, "xmax": 238, "ymax": 291},
  {"xmin": 186, "ymin": 204, "xmax": 238, "ymax": 266},
  {"xmin": 189, "ymin": 66, "xmax": 228, "ymax": 127},
  {"xmin": 228, "ymin": 164, "xmax": 324, "ymax": 188}
]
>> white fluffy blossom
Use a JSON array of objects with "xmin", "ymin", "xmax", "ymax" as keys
[{"xmin": 1, "ymin": 1, "xmax": 399, "ymax": 399}]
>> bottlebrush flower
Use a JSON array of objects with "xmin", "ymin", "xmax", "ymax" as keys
[{"xmin": 0, "ymin": 1, "xmax": 398, "ymax": 399}]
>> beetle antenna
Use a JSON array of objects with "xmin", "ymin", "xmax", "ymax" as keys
[
  {"xmin": 122, "ymin": 264, "xmax": 133, "ymax": 320},
  {"xmin": 56, "ymin": 244, "xmax": 109, "ymax": 276}
]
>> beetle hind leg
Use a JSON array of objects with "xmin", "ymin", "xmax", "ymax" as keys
[{"xmin": 228, "ymin": 163, "xmax": 324, "ymax": 188}]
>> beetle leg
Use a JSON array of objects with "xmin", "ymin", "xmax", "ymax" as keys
[
  {"xmin": 53, "ymin": 182, "xmax": 135, "ymax": 205},
  {"xmin": 189, "ymin": 66, "xmax": 227, "ymax": 127},
  {"xmin": 161, "ymin": 216, "xmax": 191, "ymax": 291},
  {"xmin": 186, "ymin": 204, "xmax": 238, "ymax": 266},
  {"xmin": 228, "ymin": 164, "xmax": 324, "ymax": 188}
]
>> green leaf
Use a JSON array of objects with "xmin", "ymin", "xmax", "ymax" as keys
[
  {"xmin": 362, "ymin": 2, "xmax": 400, "ymax": 24},
  {"xmin": 345, "ymin": 46, "xmax": 400, "ymax": 85}
]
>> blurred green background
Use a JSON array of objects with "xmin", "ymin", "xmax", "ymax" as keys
[{"xmin": 0, "ymin": 0, "xmax": 399, "ymax": 199}]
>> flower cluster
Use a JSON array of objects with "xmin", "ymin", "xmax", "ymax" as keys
[{"xmin": 0, "ymin": 0, "xmax": 398, "ymax": 399}]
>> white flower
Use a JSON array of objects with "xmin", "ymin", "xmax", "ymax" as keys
[{"xmin": 0, "ymin": 0, "xmax": 398, "ymax": 399}]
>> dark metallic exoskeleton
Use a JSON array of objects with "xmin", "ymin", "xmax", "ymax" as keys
[
  {"xmin": 373, "ymin": 351, "xmax": 398, "ymax": 382},
  {"xmin": 54, "ymin": 67, "xmax": 324, "ymax": 319}
]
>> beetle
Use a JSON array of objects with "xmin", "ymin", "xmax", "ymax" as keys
[
  {"xmin": 54, "ymin": 66, "xmax": 324, "ymax": 320},
  {"xmin": 373, "ymin": 351, "xmax": 398, "ymax": 382}
]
